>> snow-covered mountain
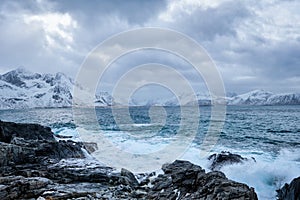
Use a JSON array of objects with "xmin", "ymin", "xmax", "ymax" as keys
[
  {"xmin": 227, "ymin": 90, "xmax": 300, "ymax": 106},
  {"xmin": 127, "ymin": 90, "xmax": 300, "ymax": 106},
  {"xmin": 0, "ymin": 68, "xmax": 114, "ymax": 109},
  {"xmin": 127, "ymin": 93, "xmax": 212, "ymax": 106},
  {"xmin": 0, "ymin": 68, "xmax": 299, "ymax": 109}
]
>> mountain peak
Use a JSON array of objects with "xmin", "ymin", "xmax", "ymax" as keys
[
  {"xmin": 15, "ymin": 66, "xmax": 31, "ymax": 74},
  {"xmin": 2, "ymin": 67, "xmax": 40, "ymax": 78}
]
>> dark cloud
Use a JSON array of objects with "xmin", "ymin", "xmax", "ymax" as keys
[
  {"xmin": 0, "ymin": 0, "xmax": 299, "ymax": 94},
  {"xmin": 163, "ymin": 1, "xmax": 250, "ymax": 41},
  {"xmin": 250, "ymin": 41, "xmax": 300, "ymax": 78},
  {"xmin": 50, "ymin": 0, "xmax": 167, "ymax": 25}
]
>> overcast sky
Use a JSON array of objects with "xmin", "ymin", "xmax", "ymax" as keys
[{"xmin": 0, "ymin": 0, "xmax": 299, "ymax": 94}]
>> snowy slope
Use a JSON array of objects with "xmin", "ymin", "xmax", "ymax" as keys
[
  {"xmin": 0, "ymin": 68, "xmax": 114, "ymax": 109},
  {"xmin": 227, "ymin": 90, "xmax": 273, "ymax": 105},
  {"xmin": 127, "ymin": 90, "xmax": 300, "ymax": 106},
  {"xmin": 227, "ymin": 90, "xmax": 300, "ymax": 105},
  {"xmin": 0, "ymin": 68, "xmax": 299, "ymax": 109}
]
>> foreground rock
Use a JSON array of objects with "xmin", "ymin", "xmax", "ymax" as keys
[
  {"xmin": 277, "ymin": 176, "xmax": 300, "ymax": 200},
  {"xmin": 147, "ymin": 160, "xmax": 258, "ymax": 200},
  {"xmin": 0, "ymin": 120, "xmax": 135, "ymax": 199},
  {"xmin": 208, "ymin": 151, "xmax": 256, "ymax": 171},
  {"xmin": 0, "ymin": 120, "xmax": 86, "ymax": 167},
  {"xmin": 0, "ymin": 120, "xmax": 259, "ymax": 199}
]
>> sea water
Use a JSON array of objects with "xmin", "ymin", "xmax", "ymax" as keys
[{"xmin": 0, "ymin": 105, "xmax": 299, "ymax": 199}]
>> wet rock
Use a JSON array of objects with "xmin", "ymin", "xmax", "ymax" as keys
[
  {"xmin": 0, "ymin": 139, "xmax": 85, "ymax": 168},
  {"xmin": 0, "ymin": 142, "xmax": 36, "ymax": 166},
  {"xmin": 120, "ymin": 168, "xmax": 139, "ymax": 188},
  {"xmin": 148, "ymin": 160, "xmax": 258, "ymax": 200},
  {"xmin": 45, "ymin": 159, "xmax": 114, "ymax": 184},
  {"xmin": 277, "ymin": 176, "xmax": 300, "ymax": 200},
  {"xmin": 0, "ymin": 121, "xmax": 260, "ymax": 199},
  {"xmin": 208, "ymin": 151, "xmax": 255, "ymax": 170},
  {"xmin": 0, "ymin": 120, "xmax": 54, "ymax": 143},
  {"xmin": 35, "ymin": 140, "xmax": 85, "ymax": 160},
  {"xmin": 0, "ymin": 120, "xmax": 85, "ymax": 168},
  {"xmin": 83, "ymin": 142, "xmax": 98, "ymax": 154},
  {"xmin": 0, "ymin": 176, "xmax": 51, "ymax": 200}
]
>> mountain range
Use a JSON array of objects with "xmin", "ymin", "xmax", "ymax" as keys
[
  {"xmin": 0, "ymin": 68, "xmax": 299, "ymax": 109},
  {"xmin": 0, "ymin": 67, "xmax": 113, "ymax": 109}
]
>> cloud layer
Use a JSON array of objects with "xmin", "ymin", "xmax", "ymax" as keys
[{"xmin": 0, "ymin": 0, "xmax": 299, "ymax": 94}]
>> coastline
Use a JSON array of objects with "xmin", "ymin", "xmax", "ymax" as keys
[
  {"xmin": 0, "ymin": 120, "xmax": 261, "ymax": 200},
  {"xmin": 1, "ymin": 120, "xmax": 299, "ymax": 199}
]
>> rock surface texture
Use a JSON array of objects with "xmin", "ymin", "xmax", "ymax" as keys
[
  {"xmin": 147, "ymin": 160, "xmax": 258, "ymax": 200},
  {"xmin": 208, "ymin": 151, "xmax": 256, "ymax": 171},
  {"xmin": 277, "ymin": 176, "xmax": 300, "ymax": 200},
  {"xmin": 0, "ymin": 120, "xmax": 259, "ymax": 199}
]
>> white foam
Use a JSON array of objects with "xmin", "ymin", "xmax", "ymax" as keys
[
  {"xmin": 176, "ymin": 146, "xmax": 300, "ymax": 200},
  {"xmin": 52, "ymin": 126, "xmax": 300, "ymax": 199},
  {"xmin": 217, "ymin": 148, "xmax": 300, "ymax": 200},
  {"xmin": 52, "ymin": 127, "xmax": 81, "ymax": 141},
  {"xmin": 132, "ymin": 123, "xmax": 154, "ymax": 127},
  {"xmin": 77, "ymin": 127, "xmax": 173, "ymax": 154}
]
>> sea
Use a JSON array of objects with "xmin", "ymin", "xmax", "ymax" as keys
[{"xmin": 0, "ymin": 105, "xmax": 299, "ymax": 199}]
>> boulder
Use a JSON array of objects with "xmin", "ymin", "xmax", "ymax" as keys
[
  {"xmin": 83, "ymin": 142, "xmax": 98, "ymax": 154},
  {"xmin": 0, "ymin": 142, "xmax": 36, "ymax": 167},
  {"xmin": 0, "ymin": 120, "xmax": 54, "ymax": 143},
  {"xmin": 121, "ymin": 168, "xmax": 139, "ymax": 187},
  {"xmin": 0, "ymin": 121, "xmax": 86, "ymax": 168},
  {"xmin": 0, "ymin": 121, "xmax": 260, "ymax": 199},
  {"xmin": 277, "ymin": 176, "xmax": 300, "ymax": 200},
  {"xmin": 0, "ymin": 176, "xmax": 51, "ymax": 200},
  {"xmin": 148, "ymin": 160, "xmax": 258, "ymax": 200},
  {"xmin": 208, "ymin": 151, "xmax": 255, "ymax": 170}
]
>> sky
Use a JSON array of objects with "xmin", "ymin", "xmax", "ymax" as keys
[{"xmin": 0, "ymin": 0, "xmax": 299, "ymax": 94}]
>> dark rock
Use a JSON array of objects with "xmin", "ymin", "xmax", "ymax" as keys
[
  {"xmin": 0, "ymin": 121, "xmax": 85, "ymax": 168},
  {"xmin": 54, "ymin": 134, "xmax": 73, "ymax": 139},
  {"xmin": 0, "ymin": 121, "xmax": 260, "ymax": 199},
  {"xmin": 136, "ymin": 172, "xmax": 156, "ymax": 187},
  {"xmin": 162, "ymin": 160, "xmax": 205, "ymax": 192},
  {"xmin": 45, "ymin": 159, "xmax": 113, "ymax": 184},
  {"xmin": 121, "ymin": 168, "xmax": 139, "ymax": 187},
  {"xmin": 83, "ymin": 142, "xmax": 98, "ymax": 154},
  {"xmin": 208, "ymin": 151, "xmax": 255, "ymax": 170},
  {"xmin": 148, "ymin": 160, "xmax": 258, "ymax": 200},
  {"xmin": 0, "ymin": 176, "xmax": 51, "ymax": 200},
  {"xmin": 0, "ymin": 140, "xmax": 85, "ymax": 168},
  {"xmin": 0, "ymin": 120, "xmax": 54, "ymax": 143},
  {"xmin": 0, "ymin": 121, "xmax": 140, "ymax": 199},
  {"xmin": 35, "ymin": 140, "xmax": 85, "ymax": 160},
  {"xmin": 277, "ymin": 176, "xmax": 300, "ymax": 200}
]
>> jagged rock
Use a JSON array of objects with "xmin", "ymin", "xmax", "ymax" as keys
[
  {"xmin": 0, "ymin": 139, "xmax": 85, "ymax": 168},
  {"xmin": 0, "ymin": 121, "xmax": 260, "ymax": 199},
  {"xmin": 0, "ymin": 142, "xmax": 36, "ymax": 166},
  {"xmin": 208, "ymin": 151, "xmax": 255, "ymax": 170},
  {"xmin": 0, "ymin": 120, "xmax": 54, "ymax": 143},
  {"xmin": 120, "ymin": 168, "xmax": 139, "ymax": 188},
  {"xmin": 0, "ymin": 121, "xmax": 85, "ymax": 168},
  {"xmin": 148, "ymin": 160, "xmax": 258, "ymax": 200},
  {"xmin": 277, "ymin": 176, "xmax": 300, "ymax": 200},
  {"xmin": 35, "ymin": 140, "xmax": 85, "ymax": 160},
  {"xmin": 45, "ymin": 159, "xmax": 114, "ymax": 184},
  {"xmin": 83, "ymin": 142, "xmax": 98, "ymax": 154},
  {"xmin": 0, "ymin": 176, "xmax": 51, "ymax": 200}
]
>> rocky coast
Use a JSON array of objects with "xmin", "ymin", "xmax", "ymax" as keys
[{"xmin": 0, "ymin": 120, "xmax": 297, "ymax": 200}]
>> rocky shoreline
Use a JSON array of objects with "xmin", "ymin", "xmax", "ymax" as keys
[{"xmin": 0, "ymin": 120, "xmax": 298, "ymax": 199}]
